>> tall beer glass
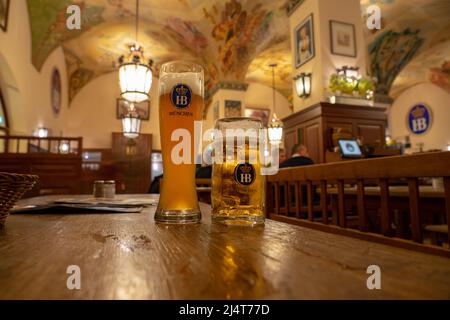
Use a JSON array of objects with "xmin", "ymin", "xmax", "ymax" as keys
[
  {"xmin": 155, "ymin": 61, "xmax": 203, "ymax": 224},
  {"xmin": 211, "ymin": 118, "xmax": 265, "ymax": 225}
]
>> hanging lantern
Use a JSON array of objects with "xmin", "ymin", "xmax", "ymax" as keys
[
  {"xmin": 117, "ymin": 0, "xmax": 153, "ymax": 103},
  {"xmin": 268, "ymin": 113, "xmax": 283, "ymax": 145},
  {"xmin": 118, "ymin": 45, "xmax": 153, "ymax": 103},
  {"xmin": 268, "ymin": 63, "xmax": 283, "ymax": 145},
  {"xmin": 122, "ymin": 105, "xmax": 141, "ymax": 139}
]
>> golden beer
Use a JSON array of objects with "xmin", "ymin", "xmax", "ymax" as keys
[
  {"xmin": 155, "ymin": 61, "xmax": 203, "ymax": 224},
  {"xmin": 212, "ymin": 118, "xmax": 265, "ymax": 225}
]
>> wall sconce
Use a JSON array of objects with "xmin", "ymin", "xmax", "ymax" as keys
[
  {"xmin": 294, "ymin": 73, "xmax": 312, "ymax": 98},
  {"xmin": 36, "ymin": 127, "xmax": 49, "ymax": 138},
  {"xmin": 336, "ymin": 66, "xmax": 360, "ymax": 83}
]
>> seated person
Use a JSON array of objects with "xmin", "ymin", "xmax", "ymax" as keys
[
  {"xmin": 280, "ymin": 144, "xmax": 314, "ymax": 168},
  {"xmin": 148, "ymin": 165, "xmax": 212, "ymax": 194},
  {"xmin": 278, "ymin": 148, "xmax": 287, "ymax": 164},
  {"xmin": 195, "ymin": 164, "xmax": 212, "ymax": 179}
]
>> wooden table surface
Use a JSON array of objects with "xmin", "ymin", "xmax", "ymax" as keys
[{"xmin": 1, "ymin": 195, "xmax": 450, "ymax": 300}]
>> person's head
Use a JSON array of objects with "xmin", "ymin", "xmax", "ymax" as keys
[
  {"xmin": 279, "ymin": 148, "xmax": 286, "ymax": 163},
  {"xmin": 291, "ymin": 144, "xmax": 309, "ymax": 157}
]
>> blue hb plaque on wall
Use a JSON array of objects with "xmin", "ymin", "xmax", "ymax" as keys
[{"xmin": 407, "ymin": 103, "xmax": 431, "ymax": 135}]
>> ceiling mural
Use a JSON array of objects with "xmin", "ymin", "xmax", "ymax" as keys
[
  {"xmin": 26, "ymin": 0, "xmax": 450, "ymax": 109},
  {"xmin": 361, "ymin": 0, "xmax": 450, "ymax": 97},
  {"xmin": 27, "ymin": 0, "xmax": 290, "ymax": 104}
]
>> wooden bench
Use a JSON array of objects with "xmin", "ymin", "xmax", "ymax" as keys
[{"xmin": 266, "ymin": 151, "xmax": 450, "ymax": 257}]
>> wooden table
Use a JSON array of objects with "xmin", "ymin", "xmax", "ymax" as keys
[{"xmin": 1, "ymin": 195, "xmax": 450, "ymax": 299}]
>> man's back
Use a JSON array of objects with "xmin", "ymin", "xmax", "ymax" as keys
[{"xmin": 279, "ymin": 156, "xmax": 314, "ymax": 168}]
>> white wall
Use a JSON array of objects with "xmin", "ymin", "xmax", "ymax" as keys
[
  {"xmin": 245, "ymin": 83, "xmax": 292, "ymax": 120},
  {"xmin": 0, "ymin": 0, "xmax": 69, "ymax": 136},
  {"xmin": 204, "ymin": 82, "xmax": 292, "ymax": 133},
  {"xmin": 389, "ymin": 83, "xmax": 450, "ymax": 151},
  {"xmin": 67, "ymin": 72, "xmax": 161, "ymax": 149},
  {"xmin": 289, "ymin": 0, "xmax": 367, "ymax": 112}
]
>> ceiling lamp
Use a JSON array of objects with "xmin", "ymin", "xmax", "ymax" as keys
[
  {"xmin": 122, "ymin": 104, "xmax": 141, "ymax": 139},
  {"xmin": 294, "ymin": 73, "xmax": 312, "ymax": 98},
  {"xmin": 268, "ymin": 63, "xmax": 283, "ymax": 145},
  {"xmin": 118, "ymin": 0, "xmax": 153, "ymax": 103}
]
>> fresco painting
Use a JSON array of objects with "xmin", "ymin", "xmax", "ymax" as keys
[{"xmin": 25, "ymin": 0, "xmax": 450, "ymax": 105}]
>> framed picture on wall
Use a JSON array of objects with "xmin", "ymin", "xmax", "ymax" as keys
[
  {"xmin": 330, "ymin": 20, "xmax": 357, "ymax": 57},
  {"xmin": 116, "ymin": 98, "xmax": 150, "ymax": 120},
  {"xmin": 224, "ymin": 100, "xmax": 242, "ymax": 118},
  {"xmin": 294, "ymin": 14, "xmax": 315, "ymax": 68},
  {"xmin": 244, "ymin": 107, "xmax": 270, "ymax": 127},
  {"xmin": 0, "ymin": 0, "xmax": 9, "ymax": 32},
  {"xmin": 51, "ymin": 68, "xmax": 62, "ymax": 116}
]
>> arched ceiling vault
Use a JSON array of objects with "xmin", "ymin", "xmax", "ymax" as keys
[{"xmin": 27, "ymin": 0, "xmax": 450, "ymax": 107}]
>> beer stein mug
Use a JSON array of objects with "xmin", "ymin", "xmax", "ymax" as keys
[
  {"xmin": 155, "ymin": 61, "xmax": 203, "ymax": 224},
  {"xmin": 211, "ymin": 118, "xmax": 265, "ymax": 225}
]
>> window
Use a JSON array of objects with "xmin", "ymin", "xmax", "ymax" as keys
[
  {"xmin": 151, "ymin": 151, "xmax": 163, "ymax": 181},
  {"xmin": 0, "ymin": 88, "xmax": 8, "ymax": 135}
]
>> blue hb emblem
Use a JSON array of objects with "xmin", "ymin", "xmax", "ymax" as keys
[
  {"xmin": 234, "ymin": 163, "xmax": 255, "ymax": 186},
  {"xmin": 171, "ymin": 84, "xmax": 192, "ymax": 109},
  {"xmin": 408, "ymin": 104, "xmax": 431, "ymax": 135}
]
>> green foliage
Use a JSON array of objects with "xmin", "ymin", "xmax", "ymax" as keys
[{"xmin": 328, "ymin": 74, "xmax": 375, "ymax": 98}]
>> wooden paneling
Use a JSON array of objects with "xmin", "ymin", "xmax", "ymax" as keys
[
  {"xmin": 357, "ymin": 124, "xmax": 384, "ymax": 146},
  {"xmin": 283, "ymin": 102, "xmax": 387, "ymax": 163},
  {"xmin": 111, "ymin": 132, "xmax": 152, "ymax": 194},
  {"xmin": 305, "ymin": 124, "xmax": 320, "ymax": 163}
]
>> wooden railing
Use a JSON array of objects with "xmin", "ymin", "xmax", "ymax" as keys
[
  {"xmin": 0, "ymin": 135, "xmax": 82, "ymax": 155},
  {"xmin": 0, "ymin": 136, "xmax": 83, "ymax": 195},
  {"xmin": 266, "ymin": 151, "xmax": 450, "ymax": 257}
]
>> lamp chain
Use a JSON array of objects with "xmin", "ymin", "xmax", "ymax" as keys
[
  {"xmin": 135, "ymin": 0, "xmax": 139, "ymax": 45},
  {"xmin": 271, "ymin": 64, "xmax": 276, "ymax": 115}
]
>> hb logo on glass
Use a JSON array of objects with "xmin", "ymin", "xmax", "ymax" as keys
[
  {"xmin": 234, "ymin": 163, "xmax": 255, "ymax": 186},
  {"xmin": 171, "ymin": 84, "xmax": 192, "ymax": 109}
]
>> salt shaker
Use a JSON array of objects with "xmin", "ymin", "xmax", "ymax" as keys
[
  {"xmin": 93, "ymin": 180, "xmax": 104, "ymax": 198},
  {"xmin": 103, "ymin": 180, "xmax": 116, "ymax": 198}
]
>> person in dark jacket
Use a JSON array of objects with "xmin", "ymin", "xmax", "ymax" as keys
[
  {"xmin": 279, "ymin": 144, "xmax": 314, "ymax": 168},
  {"xmin": 149, "ymin": 165, "xmax": 212, "ymax": 194}
]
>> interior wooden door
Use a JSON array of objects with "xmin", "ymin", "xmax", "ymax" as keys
[{"xmin": 111, "ymin": 132, "xmax": 152, "ymax": 194}]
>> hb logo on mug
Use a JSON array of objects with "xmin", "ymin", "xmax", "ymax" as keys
[{"xmin": 234, "ymin": 163, "xmax": 255, "ymax": 186}]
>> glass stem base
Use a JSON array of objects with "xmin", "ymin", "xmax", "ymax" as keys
[{"xmin": 154, "ymin": 208, "xmax": 201, "ymax": 224}]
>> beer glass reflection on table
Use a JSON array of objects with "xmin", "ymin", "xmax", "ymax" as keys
[
  {"xmin": 211, "ymin": 118, "xmax": 265, "ymax": 226},
  {"xmin": 155, "ymin": 61, "xmax": 203, "ymax": 224}
]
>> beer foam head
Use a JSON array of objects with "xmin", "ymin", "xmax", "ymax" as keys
[{"xmin": 160, "ymin": 72, "xmax": 203, "ymax": 96}]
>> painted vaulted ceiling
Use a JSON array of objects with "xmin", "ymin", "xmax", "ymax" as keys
[{"xmin": 26, "ymin": 0, "xmax": 450, "ymax": 106}]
